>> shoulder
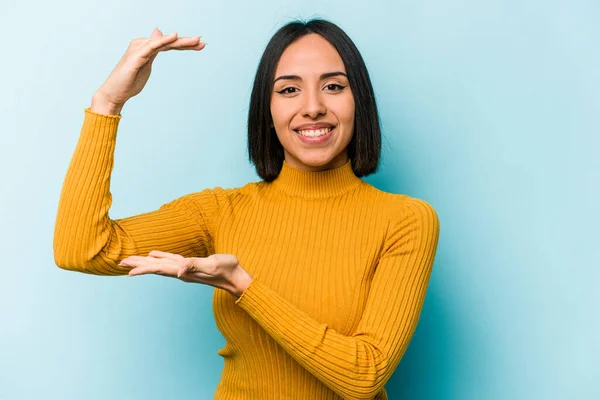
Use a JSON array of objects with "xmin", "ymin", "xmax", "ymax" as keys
[
  {"xmin": 373, "ymin": 192, "xmax": 440, "ymax": 251},
  {"xmin": 391, "ymin": 194, "xmax": 438, "ymax": 225},
  {"xmin": 361, "ymin": 184, "xmax": 438, "ymax": 223}
]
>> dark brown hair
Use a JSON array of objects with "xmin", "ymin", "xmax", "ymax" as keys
[{"xmin": 248, "ymin": 18, "xmax": 381, "ymax": 181}]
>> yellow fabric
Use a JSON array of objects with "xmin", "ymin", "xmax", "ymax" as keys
[{"xmin": 54, "ymin": 108, "xmax": 441, "ymax": 400}]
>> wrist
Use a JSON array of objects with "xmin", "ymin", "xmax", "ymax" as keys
[
  {"xmin": 91, "ymin": 92, "xmax": 124, "ymax": 116},
  {"xmin": 231, "ymin": 268, "xmax": 254, "ymax": 299}
]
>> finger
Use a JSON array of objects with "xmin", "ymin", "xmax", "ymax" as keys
[
  {"xmin": 131, "ymin": 38, "xmax": 204, "ymax": 55},
  {"xmin": 148, "ymin": 250, "xmax": 184, "ymax": 261},
  {"xmin": 128, "ymin": 267, "xmax": 151, "ymax": 276},
  {"xmin": 148, "ymin": 38, "xmax": 204, "ymax": 66},
  {"xmin": 135, "ymin": 36, "xmax": 204, "ymax": 68},
  {"xmin": 129, "ymin": 266, "xmax": 172, "ymax": 277},
  {"xmin": 136, "ymin": 32, "xmax": 179, "ymax": 60},
  {"xmin": 151, "ymin": 27, "xmax": 163, "ymax": 39},
  {"xmin": 121, "ymin": 255, "xmax": 151, "ymax": 264},
  {"xmin": 166, "ymin": 40, "xmax": 206, "ymax": 51},
  {"xmin": 127, "ymin": 29, "xmax": 168, "ymax": 52},
  {"xmin": 120, "ymin": 255, "xmax": 158, "ymax": 270},
  {"xmin": 147, "ymin": 30, "xmax": 163, "ymax": 63},
  {"xmin": 177, "ymin": 259, "xmax": 188, "ymax": 277},
  {"xmin": 117, "ymin": 261, "xmax": 133, "ymax": 269},
  {"xmin": 129, "ymin": 262, "xmax": 178, "ymax": 277},
  {"xmin": 156, "ymin": 36, "xmax": 204, "ymax": 52},
  {"xmin": 122, "ymin": 255, "xmax": 181, "ymax": 276}
]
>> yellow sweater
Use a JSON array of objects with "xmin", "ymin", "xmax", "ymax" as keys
[{"xmin": 54, "ymin": 108, "xmax": 440, "ymax": 400}]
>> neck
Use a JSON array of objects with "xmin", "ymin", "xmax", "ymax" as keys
[{"xmin": 270, "ymin": 159, "xmax": 362, "ymax": 199}]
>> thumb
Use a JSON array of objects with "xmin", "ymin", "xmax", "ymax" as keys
[
  {"xmin": 151, "ymin": 27, "xmax": 163, "ymax": 39},
  {"xmin": 177, "ymin": 258, "xmax": 193, "ymax": 277},
  {"xmin": 148, "ymin": 28, "xmax": 163, "ymax": 63}
]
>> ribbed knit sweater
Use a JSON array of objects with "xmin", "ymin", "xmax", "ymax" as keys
[{"xmin": 54, "ymin": 108, "xmax": 440, "ymax": 400}]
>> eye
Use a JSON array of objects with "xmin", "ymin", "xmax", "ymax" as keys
[
  {"xmin": 276, "ymin": 87, "xmax": 299, "ymax": 94},
  {"xmin": 324, "ymin": 83, "xmax": 346, "ymax": 91}
]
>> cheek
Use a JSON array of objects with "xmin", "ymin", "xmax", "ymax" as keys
[
  {"xmin": 331, "ymin": 95, "xmax": 355, "ymax": 126},
  {"xmin": 270, "ymin": 101, "xmax": 294, "ymax": 146},
  {"xmin": 270, "ymin": 99, "xmax": 295, "ymax": 128},
  {"xmin": 345, "ymin": 94, "xmax": 356, "ymax": 123},
  {"xmin": 337, "ymin": 97, "xmax": 355, "ymax": 145}
]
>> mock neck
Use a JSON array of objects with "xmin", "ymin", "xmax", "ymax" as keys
[{"xmin": 270, "ymin": 159, "xmax": 363, "ymax": 199}]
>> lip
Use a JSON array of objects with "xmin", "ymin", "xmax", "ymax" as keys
[
  {"xmin": 294, "ymin": 126, "xmax": 335, "ymax": 144},
  {"xmin": 294, "ymin": 122, "xmax": 335, "ymax": 130}
]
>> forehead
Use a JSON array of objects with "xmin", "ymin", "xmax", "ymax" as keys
[{"xmin": 275, "ymin": 33, "xmax": 346, "ymax": 76}]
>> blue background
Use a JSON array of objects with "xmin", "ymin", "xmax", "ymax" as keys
[{"xmin": 1, "ymin": 0, "xmax": 598, "ymax": 399}]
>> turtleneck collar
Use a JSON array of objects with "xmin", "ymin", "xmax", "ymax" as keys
[{"xmin": 270, "ymin": 159, "xmax": 363, "ymax": 199}]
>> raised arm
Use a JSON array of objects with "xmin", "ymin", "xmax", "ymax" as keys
[{"xmin": 54, "ymin": 28, "xmax": 208, "ymax": 275}]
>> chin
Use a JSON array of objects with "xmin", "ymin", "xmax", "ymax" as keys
[
  {"xmin": 300, "ymin": 157, "xmax": 330, "ymax": 167},
  {"xmin": 295, "ymin": 153, "xmax": 341, "ymax": 170}
]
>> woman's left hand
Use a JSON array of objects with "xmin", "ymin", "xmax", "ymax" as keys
[{"xmin": 119, "ymin": 251, "xmax": 254, "ymax": 300}]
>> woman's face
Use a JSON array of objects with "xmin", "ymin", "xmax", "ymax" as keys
[{"xmin": 270, "ymin": 33, "xmax": 355, "ymax": 172}]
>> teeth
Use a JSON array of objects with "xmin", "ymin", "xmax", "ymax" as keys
[{"xmin": 297, "ymin": 127, "xmax": 332, "ymax": 137}]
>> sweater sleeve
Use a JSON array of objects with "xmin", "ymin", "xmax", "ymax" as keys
[
  {"xmin": 53, "ymin": 108, "xmax": 221, "ymax": 275},
  {"xmin": 234, "ymin": 196, "xmax": 440, "ymax": 400}
]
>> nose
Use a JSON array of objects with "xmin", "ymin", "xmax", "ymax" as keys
[{"xmin": 301, "ymin": 88, "xmax": 327, "ymax": 119}]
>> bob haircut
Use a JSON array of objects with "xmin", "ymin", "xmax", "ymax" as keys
[{"xmin": 247, "ymin": 18, "xmax": 382, "ymax": 182}]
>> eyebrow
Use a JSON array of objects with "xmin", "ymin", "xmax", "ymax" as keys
[{"xmin": 273, "ymin": 71, "xmax": 348, "ymax": 84}]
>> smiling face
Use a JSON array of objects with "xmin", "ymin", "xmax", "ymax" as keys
[{"xmin": 270, "ymin": 33, "xmax": 355, "ymax": 172}]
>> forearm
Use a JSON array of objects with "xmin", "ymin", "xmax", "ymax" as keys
[
  {"xmin": 235, "ymin": 278, "xmax": 395, "ymax": 400},
  {"xmin": 234, "ymin": 198, "xmax": 440, "ymax": 400}
]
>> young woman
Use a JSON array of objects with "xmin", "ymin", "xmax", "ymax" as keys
[{"xmin": 54, "ymin": 19, "xmax": 440, "ymax": 400}]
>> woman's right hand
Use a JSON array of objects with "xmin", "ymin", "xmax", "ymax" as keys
[{"xmin": 92, "ymin": 28, "xmax": 205, "ymax": 114}]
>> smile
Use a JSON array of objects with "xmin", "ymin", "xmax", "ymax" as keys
[
  {"xmin": 294, "ymin": 127, "xmax": 335, "ymax": 144},
  {"xmin": 296, "ymin": 127, "xmax": 333, "ymax": 137}
]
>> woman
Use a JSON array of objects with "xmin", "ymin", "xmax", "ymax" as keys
[{"xmin": 54, "ymin": 19, "xmax": 440, "ymax": 400}]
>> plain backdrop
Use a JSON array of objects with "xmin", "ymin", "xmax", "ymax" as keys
[{"xmin": 0, "ymin": 0, "xmax": 598, "ymax": 399}]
